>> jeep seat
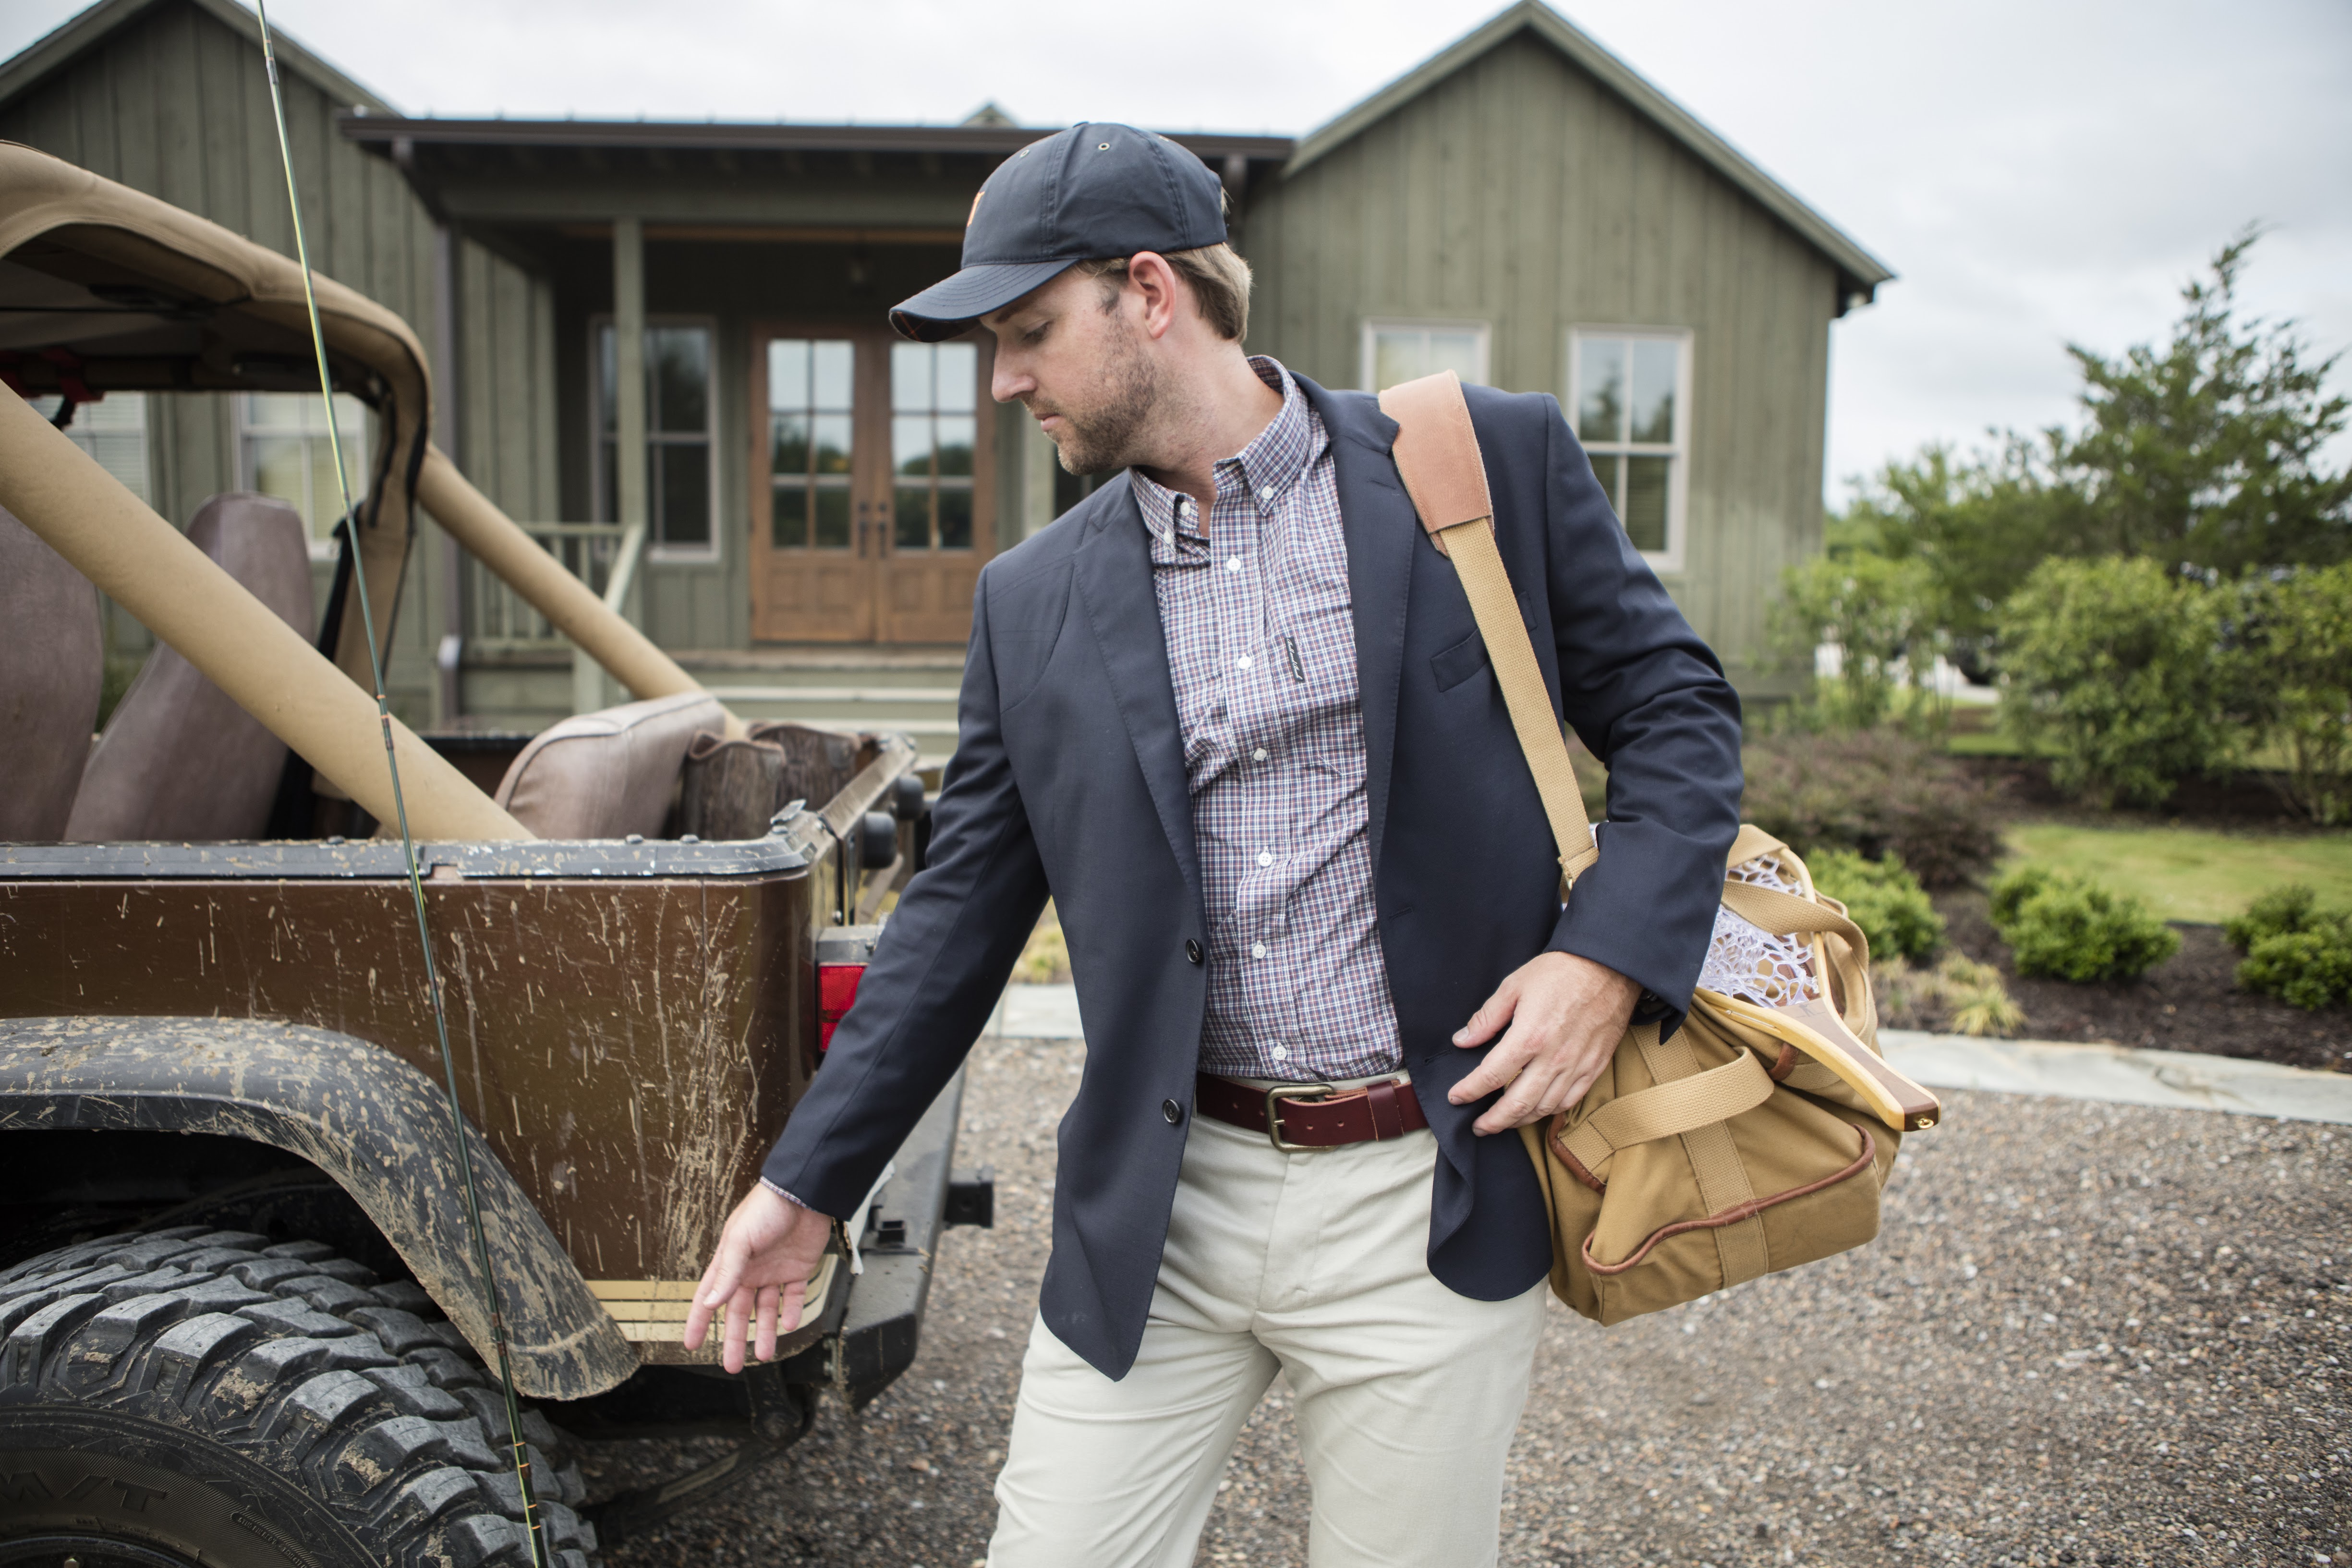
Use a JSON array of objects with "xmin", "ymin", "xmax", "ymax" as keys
[
  {"xmin": 0, "ymin": 503, "xmax": 103, "ymax": 840},
  {"xmin": 66, "ymin": 493, "xmax": 315, "ymax": 842},
  {"xmin": 493, "ymin": 690, "xmax": 726, "ymax": 840}
]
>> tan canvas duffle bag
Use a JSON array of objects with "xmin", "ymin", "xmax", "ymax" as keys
[{"xmin": 1378, "ymin": 371, "xmax": 1942, "ymax": 1326}]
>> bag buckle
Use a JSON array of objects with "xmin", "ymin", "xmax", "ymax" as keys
[{"xmin": 1264, "ymin": 1082, "xmax": 1339, "ymax": 1153}]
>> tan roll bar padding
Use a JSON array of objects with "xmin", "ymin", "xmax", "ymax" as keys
[
  {"xmin": 0, "ymin": 386, "xmax": 533, "ymax": 843},
  {"xmin": 414, "ymin": 446, "xmax": 744, "ymax": 739}
]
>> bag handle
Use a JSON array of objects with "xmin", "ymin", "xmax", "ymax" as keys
[{"xmin": 1379, "ymin": 371, "xmax": 1599, "ymax": 891}]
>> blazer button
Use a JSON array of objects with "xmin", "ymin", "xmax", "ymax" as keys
[
  {"xmin": 1162, "ymin": 1098, "xmax": 1184, "ymax": 1125},
  {"xmin": 1185, "ymin": 939, "xmax": 1203, "ymax": 965}
]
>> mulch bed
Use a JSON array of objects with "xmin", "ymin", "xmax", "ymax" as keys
[{"xmin": 1928, "ymin": 887, "xmax": 2349, "ymax": 1073}]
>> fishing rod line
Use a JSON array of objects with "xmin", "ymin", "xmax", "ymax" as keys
[{"xmin": 253, "ymin": 7, "xmax": 551, "ymax": 1562}]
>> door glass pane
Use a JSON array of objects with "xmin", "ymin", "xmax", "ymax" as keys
[
  {"xmin": 768, "ymin": 337, "xmax": 855, "ymax": 552},
  {"xmin": 815, "ymin": 487, "xmax": 852, "ymax": 549},
  {"xmin": 935, "ymin": 416, "xmax": 976, "ymax": 478},
  {"xmin": 773, "ymin": 485, "xmax": 808, "ymax": 549},
  {"xmin": 894, "ymin": 415, "xmax": 934, "ymax": 478},
  {"xmin": 937, "ymin": 486, "xmax": 973, "ymax": 550},
  {"xmin": 812, "ymin": 414, "xmax": 853, "ymax": 475},
  {"xmin": 894, "ymin": 486, "xmax": 931, "ymax": 550},
  {"xmin": 935, "ymin": 343, "xmax": 978, "ymax": 413},
  {"xmin": 1577, "ymin": 339, "xmax": 1626, "ymax": 445},
  {"xmin": 888, "ymin": 343, "xmax": 982, "ymax": 553},
  {"xmin": 1624, "ymin": 455, "xmax": 1670, "ymax": 554},
  {"xmin": 1628, "ymin": 339, "xmax": 1678, "ymax": 446},
  {"xmin": 891, "ymin": 342, "xmax": 934, "ymax": 413}
]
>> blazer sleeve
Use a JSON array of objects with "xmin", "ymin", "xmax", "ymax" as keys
[
  {"xmin": 1523, "ymin": 393, "xmax": 1745, "ymax": 1021},
  {"xmin": 759, "ymin": 574, "xmax": 1053, "ymax": 1217}
]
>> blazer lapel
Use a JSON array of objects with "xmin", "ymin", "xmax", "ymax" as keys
[
  {"xmin": 1072, "ymin": 483, "xmax": 1204, "ymax": 915},
  {"xmin": 1298, "ymin": 376, "xmax": 1413, "ymax": 881}
]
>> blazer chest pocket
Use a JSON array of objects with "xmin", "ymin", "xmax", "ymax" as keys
[{"xmin": 1431, "ymin": 632, "xmax": 1490, "ymax": 693}]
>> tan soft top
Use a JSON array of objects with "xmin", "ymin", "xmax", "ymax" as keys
[{"xmin": 0, "ymin": 140, "xmax": 426, "ymax": 687}]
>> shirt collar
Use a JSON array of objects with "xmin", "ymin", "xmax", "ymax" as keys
[{"xmin": 1130, "ymin": 356, "xmax": 1321, "ymax": 563}]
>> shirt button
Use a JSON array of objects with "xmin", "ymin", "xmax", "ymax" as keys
[
  {"xmin": 1257, "ymin": 851, "xmax": 1273, "ymax": 867},
  {"xmin": 1163, "ymin": 1098, "xmax": 1185, "ymax": 1125},
  {"xmin": 1260, "ymin": 486, "xmax": 1275, "ymax": 499},
  {"xmin": 1225, "ymin": 557, "xmax": 1242, "ymax": 572},
  {"xmin": 1185, "ymin": 938, "xmax": 1203, "ymax": 965},
  {"xmin": 1251, "ymin": 941, "xmax": 1268, "ymax": 959},
  {"xmin": 1271, "ymin": 1044, "xmax": 1289, "ymax": 1062},
  {"xmin": 1237, "ymin": 655, "xmax": 1252, "ymax": 670},
  {"xmin": 1252, "ymin": 747, "xmax": 1268, "ymax": 762}
]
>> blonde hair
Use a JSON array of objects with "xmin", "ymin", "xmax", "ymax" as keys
[{"xmin": 1074, "ymin": 243, "xmax": 1254, "ymax": 342}]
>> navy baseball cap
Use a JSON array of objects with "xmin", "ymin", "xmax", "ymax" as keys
[{"xmin": 890, "ymin": 122, "xmax": 1227, "ymax": 341}]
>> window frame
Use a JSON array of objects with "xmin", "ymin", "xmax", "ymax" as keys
[
  {"xmin": 1566, "ymin": 325, "xmax": 1693, "ymax": 575},
  {"xmin": 234, "ymin": 389, "xmax": 371, "ymax": 561},
  {"xmin": 1358, "ymin": 318, "xmax": 1492, "ymax": 393},
  {"xmin": 590, "ymin": 313, "xmax": 723, "ymax": 565}
]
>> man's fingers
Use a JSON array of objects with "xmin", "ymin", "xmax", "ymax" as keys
[
  {"xmin": 754, "ymin": 1284, "xmax": 779, "ymax": 1365},
  {"xmin": 721, "ymin": 1286, "xmax": 755, "ymax": 1376},
  {"xmin": 1450, "ymin": 976, "xmax": 1522, "ymax": 1050}
]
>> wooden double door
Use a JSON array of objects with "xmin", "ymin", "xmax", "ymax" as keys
[{"xmin": 749, "ymin": 326, "xmax": 996, "ymax": 643}]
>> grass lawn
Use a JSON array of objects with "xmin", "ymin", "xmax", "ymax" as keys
[{"xmin": 2002, "ymin": 823, "xmax": 2352, "ymax": 924}]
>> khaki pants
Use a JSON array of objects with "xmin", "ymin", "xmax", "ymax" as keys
[{"xmin": 987, "ymin": 1081, "xmax": 1549, "ymax": 1568}]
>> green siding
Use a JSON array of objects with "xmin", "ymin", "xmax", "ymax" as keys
[{"xmin": 1247, "ymin": 33, "xmax": 1838, "ymax": 685}]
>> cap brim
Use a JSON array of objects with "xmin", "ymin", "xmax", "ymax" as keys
[{"xmin": 889, "ymin": 259, "xmax": 1075, "ymax": 341}]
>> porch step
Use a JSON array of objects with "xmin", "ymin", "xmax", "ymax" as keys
[{"xmin": 681, "ymin": 653, "xmax": 967, "ymax": 771}]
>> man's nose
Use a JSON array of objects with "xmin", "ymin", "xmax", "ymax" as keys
[{"xmin": 991, "ymin": 360, "xmax": 1033, "ymax": 405}]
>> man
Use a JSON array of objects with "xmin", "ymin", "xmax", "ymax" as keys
[{"xmin": 687, "ymin": 122, "xmax": 1743, "ymax": 1566}]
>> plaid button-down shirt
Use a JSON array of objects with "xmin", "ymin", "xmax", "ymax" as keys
[{"xmin": 1129, "ymin": 358, "xmax": 1404, "ymax": 1082}]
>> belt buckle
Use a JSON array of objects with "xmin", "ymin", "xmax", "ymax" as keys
[{"xmin": 1264, "ymin": 1082, "xmax": 1338, "ymax": 1153}]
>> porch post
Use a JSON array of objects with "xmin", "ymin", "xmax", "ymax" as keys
[
  {"xmin": 1021, "ymin": 415, "xmax": 1057, "ymax": 539},
  {"xmin": 585, "ymin": 215, "xmax": 649, "ymax": 714}
]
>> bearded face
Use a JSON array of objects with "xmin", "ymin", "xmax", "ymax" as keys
[{"xmin": 1028, "ymin": 305, "xmax": 1160, "ymax": 477}]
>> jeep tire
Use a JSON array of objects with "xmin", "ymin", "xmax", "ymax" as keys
[{"xmin": 0, "ymin": 1226, "xmax": 598, "ymax": 1567}]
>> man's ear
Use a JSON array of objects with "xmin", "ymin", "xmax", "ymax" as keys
[{"xmin": 1126, "ymin": 252, "xmax": 1184, "ymax": 341}]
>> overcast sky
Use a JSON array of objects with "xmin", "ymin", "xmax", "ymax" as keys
[{"xmin": 7, "ymin": 0, "xmax": 2348, "ymax": 502}]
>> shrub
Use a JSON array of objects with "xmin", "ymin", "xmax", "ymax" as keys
[
  {"xmin": 1808, "ymin": 850, "xmax": 1944, "ymax": 962},
  {"xmin": 2246, "ymin": 565, "xmax": 2352, "ymax": 826},
  {"xmin": 1741, "ymin": 729, "xmax": 2003, "ymax": 889},
  {"xmin": 1874, "ymin": 952, "xmax": 2025, "ymax": 1037},
  {"xmin": 1996, "ymin": 556, "xmax": 2240, "ymax": 808},
  {"xmin": 1989, "ymin": 865, "xmax": 2181, "ymax": 982},
  {"xmin": 1770, "ymin": 547, "xmax": 1949, "ymax": 734},
  {"xmin": 2225, "ymin": 883, "xmax": 2352, "ymax": 1010}
]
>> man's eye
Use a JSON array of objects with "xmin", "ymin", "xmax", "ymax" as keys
[{"xmin": 1024, "ymin": 325, "xmax": 1049, "ymax": 345}]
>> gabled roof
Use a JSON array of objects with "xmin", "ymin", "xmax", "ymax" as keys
[
  {"xmin": 0, "ymin": 0, "xmax": 396, "ymax": 117},
  {"xmin": 1288, "ymin": 0, "xmax": 1893, "ymax": 300}
]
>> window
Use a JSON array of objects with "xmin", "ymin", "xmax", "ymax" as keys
[
  {"xmin": 890, "ymin": 340, "xmax": 978, "ymax": 551},
  {"xmin": 595, "ymin": 320, "xmax": 716, "ymax": 558},
  {"xmin": 767, "ymin": 339, "xmax": 856, "ymax": 550},
  {"xmin": 1361, "ymin": 320, "xmax": 1490, "ymax": 392},
  {"xmin": 32, "ymin": 391, "xmax": 151, "ymax": 508},
  {"xmin": 1569, "ymin": 328, "xmax": 1691, "ymax": 569},
  {"xmin": 238, "ymin": 391, "xmax": 369, "ymax": 553}
]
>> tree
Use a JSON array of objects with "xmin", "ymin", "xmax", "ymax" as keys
[
  {"xmin": 1831, "ymin": 231, "xmax": 2349, "ymax": 664},
  {"xmin": 2065, "ymin": 229, "xmax": 2352, "ymax": 573}
]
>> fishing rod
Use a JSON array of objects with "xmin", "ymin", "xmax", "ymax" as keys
[{"xmin": 253, "ymin": 7, "xmax": 550, "ymax": 1563}]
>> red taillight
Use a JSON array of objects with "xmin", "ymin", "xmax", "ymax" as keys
[{"xmin": 817, "ymin": 963, "xmax": 865, "ymax": 1052}]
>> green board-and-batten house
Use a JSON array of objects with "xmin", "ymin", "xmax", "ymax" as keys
[{"xmin": 0, "ymin": 0, "xmax": 1891, "ymax": 749}]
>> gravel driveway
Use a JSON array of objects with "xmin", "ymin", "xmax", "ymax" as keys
[{"xmin": 595, "ymin": 1035, "xmax": 2350, "ymax": 1568}]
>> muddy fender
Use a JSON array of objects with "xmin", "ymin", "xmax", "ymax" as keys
[{"xmin": 0, "ymin": 1015, "xmax": 638, "ymax": 1400}]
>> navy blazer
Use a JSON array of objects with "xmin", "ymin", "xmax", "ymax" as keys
[{"xmin": 762, "ymin": 376, "xmax": 1744, "ymax": 1378}]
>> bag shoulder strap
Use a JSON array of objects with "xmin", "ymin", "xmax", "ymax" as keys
[{"xmin": 1378, "ymin": 371, "xmax": 1599, "ymax": 887}]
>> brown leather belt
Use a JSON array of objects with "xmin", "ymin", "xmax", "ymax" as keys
[{"xmin": 1193, "ymin": 1072, "xmax": 1428, "ymax": 1152}]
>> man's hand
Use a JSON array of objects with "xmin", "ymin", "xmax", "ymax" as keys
[
  {"xmin": 682, "ymin": 1183, "xmax": 837, "ymax": 1374},
  {"xmin": 1448, "ymin": 951, "xmax": 1640, "ymax": 1135}
]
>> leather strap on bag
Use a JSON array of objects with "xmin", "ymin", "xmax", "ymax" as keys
[{"xmin": 1379, "ymin": 371, "xmax": 1599, "ymax": 891}]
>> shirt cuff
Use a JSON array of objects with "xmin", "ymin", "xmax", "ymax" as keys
[{"xmin": 760, "ymin": 1177, "xmax": 811, "ymax": 1209}]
